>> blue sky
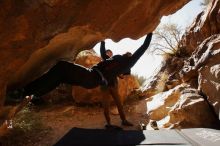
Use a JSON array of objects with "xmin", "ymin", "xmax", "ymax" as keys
[{"xmin": 93, "ymin": 0, "xmax": 204, "ymax": 79}]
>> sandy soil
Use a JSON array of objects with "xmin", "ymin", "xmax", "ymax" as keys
[{"xmin": 0, "ymin": 99, "xmax": 149, "ymax": 146}]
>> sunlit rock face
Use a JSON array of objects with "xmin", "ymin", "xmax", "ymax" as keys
[
  {"xmin": 0, "ymin": 0, "xmax": 190, "ymax": 105},
  {"xmin": 146, "ymin": 84, "xmax": 219, "ymax": 129},
  {"xmin": 181, "ymin": 0, "xmax": 220, "ymax": 55},
  {"xmin": 141, "ymin": 56, "xmax": 184, "ymax": 98},
  {"xmin": 72, "ymin": 50, "xmax": 139, "ymax": 104},
  {"xmin": 198, "ymin": 35, "xmax": 220, "ymax": 117}
]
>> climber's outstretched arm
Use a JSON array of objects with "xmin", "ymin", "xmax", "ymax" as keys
[
  {"xmin": 100, "ymin": 41, "xmax": 109, "ymax": 60},
  {"xmin": 129, "ymin": 33, "xmax": 153, "ymax": 67}
]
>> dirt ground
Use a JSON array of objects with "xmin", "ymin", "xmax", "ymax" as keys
[{"xmin": 0, "ymin": 98, "xmax": 149, "ymax": 146}]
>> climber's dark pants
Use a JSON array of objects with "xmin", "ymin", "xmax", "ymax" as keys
[{"xmin": 23, "ymin": 61, "xmax": 101, "ymax": 97}]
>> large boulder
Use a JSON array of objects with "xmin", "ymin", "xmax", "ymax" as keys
[
  {"xmin": 72, "ymin": 50, "xmax": 140, "ymax": 104},
  {"xmin": 146, "ymin": 84, "xmax": 219, "ymax": 129}
]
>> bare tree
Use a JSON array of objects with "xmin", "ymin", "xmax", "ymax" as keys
[{"xmin": 151, "ymin": 23, "xmax": 184, "ymax": 57}]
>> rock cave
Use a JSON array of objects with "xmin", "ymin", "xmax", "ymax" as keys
[{"xmin": 0, "ymin": 0, "xmax": 220, "ymax": 145}]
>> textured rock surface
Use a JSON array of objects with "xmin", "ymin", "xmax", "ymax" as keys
[
  {"xmin": 198, "ymin": 35, "xmax": 220, "ymax": 117},
  {"xmin": 0, "ymin": 0, "xmax": 190, "ymax": 105},
  {"xmin": 72, "ymin": 50, "xmax": 139, "ymax": 104},
  {"xmin": 146, "ymin": 84, "xmax": 219, "ymax": 129}
]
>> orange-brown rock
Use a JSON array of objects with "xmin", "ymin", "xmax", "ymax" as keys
[
  {"xmin": 72, "ymin": 50, "xmax": 140, "ymax": 104},
  {"xmin": 0, "ymin": 0, "xmax": 190, "ymax": 105}
]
